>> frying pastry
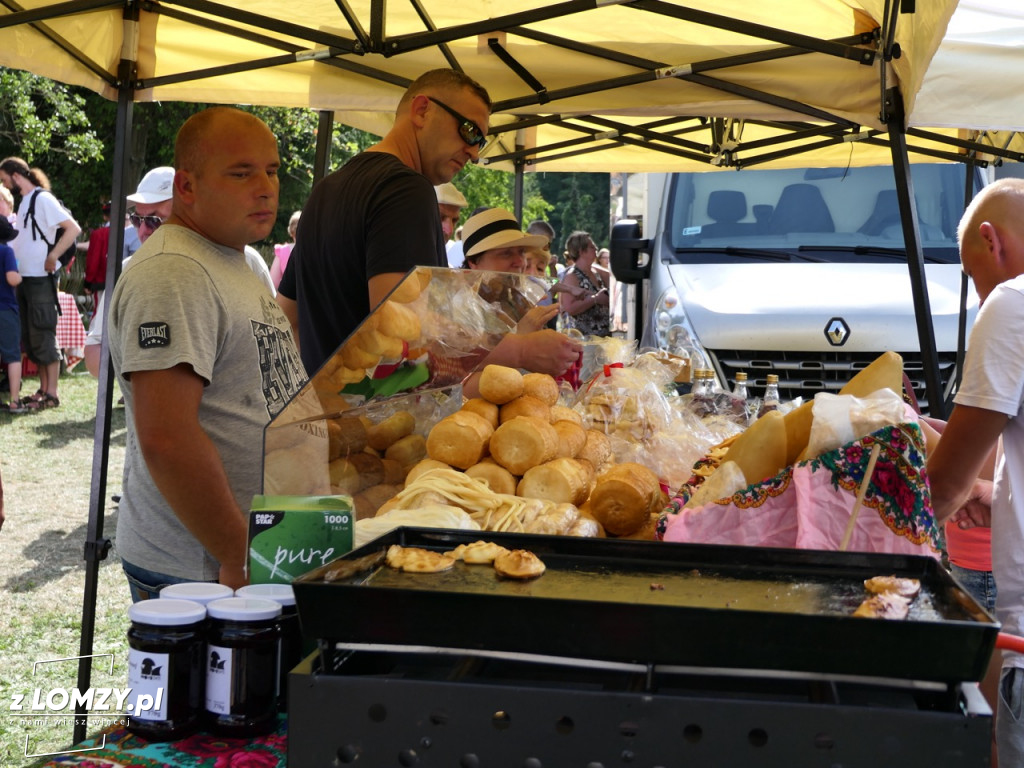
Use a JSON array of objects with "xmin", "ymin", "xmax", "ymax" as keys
[
  {"xmin": 853, "ymin": 592, "xmax": 911, "ymax": 620},
  {"xmin": 446, "ymin": 540, "xmax": 510, "ymax": 564},
  {"xmin": 493, "ymin": 549, "xmax": 546, "ymax": 580},
  {"xmin": 385, "ymin": 544, "xmax": 455, "ymax": 573},
  {"xmin": 864, "ymin": 576, "xmax": 921, "ymax": 599}
]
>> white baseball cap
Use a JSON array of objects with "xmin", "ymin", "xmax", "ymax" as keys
[{"xmin": 126, "ymin": 166, "xmax": 175, "ymax": 204}]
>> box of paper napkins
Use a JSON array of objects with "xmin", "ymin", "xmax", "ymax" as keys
[{"xmin": 248, "ymin": 495, "xmax": 354, "ymax": 583}]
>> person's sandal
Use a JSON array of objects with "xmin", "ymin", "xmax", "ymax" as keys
[
  {"xmin": 25, "ymin": 393, "xmax": 60, "ymax": 410},
  {"xmin": 26, "ymin": 389, "xmax": 45, "ymax": 404},
  {"xmin": 7, "ymin": 398, "xmax": 30, "ymax": 414}
]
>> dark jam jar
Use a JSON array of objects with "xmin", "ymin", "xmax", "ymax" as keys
[
  {"xmin": 204, "ymin": 597, "xmax": 281, "ymax": 736},
  {"xmin": 235, "ymin": 584, "xmax": 301, "ymax": 713},
  {"xmin": 126, "ymin": 598, "xmax": 206, "ymax": 742}
]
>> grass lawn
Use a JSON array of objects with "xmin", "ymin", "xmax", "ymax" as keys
[{"xmin": 0, "ymin": 372, "xmax": 131, "ymax": 765}]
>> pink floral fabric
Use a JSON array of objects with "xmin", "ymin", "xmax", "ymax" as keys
[{"xmin": 658, "ymin": 423, "xmax": 942, "ymax": 558}]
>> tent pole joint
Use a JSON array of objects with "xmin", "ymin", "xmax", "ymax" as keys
[{"xmin": 84, "ymin": 537, "xmax": 113, "ymax": 563}]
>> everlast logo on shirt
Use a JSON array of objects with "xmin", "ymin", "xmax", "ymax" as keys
[{"xmin": 138, "ymin": 322, "xmax": 171, "ymax": 349}]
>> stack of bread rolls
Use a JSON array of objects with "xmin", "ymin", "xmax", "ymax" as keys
[{"xmin": 402, "ymin": 365, "xmax": 667, "ymax": 538}]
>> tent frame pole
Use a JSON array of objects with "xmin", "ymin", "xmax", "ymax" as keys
[
  {"xmin": 886, "ymin": 87, "xmax": 945, "ymax": 418},
  {"xmin": 74, "ymin": 2, "xmax": 139, "ymax": 745}
]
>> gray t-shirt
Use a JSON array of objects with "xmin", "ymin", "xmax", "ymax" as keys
[{"xmin": 109, "ymin": 225, "xmax": 305, "ymax": 580}]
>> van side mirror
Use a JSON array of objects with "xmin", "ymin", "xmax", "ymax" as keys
[{"xmin": 610, "ymin": 219, "xmax": 650, "ymax": 285}]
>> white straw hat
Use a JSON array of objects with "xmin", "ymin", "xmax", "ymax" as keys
[
  {"xmin": 462, "ymin": 208, "xmax": 547, "ymax": 258},
  {"xmin": 434, "ymin": 182, "xmax": 467, "ymax": 208},
  {"xmin": 126, "ymin": 166, "xmax": 175, "ymax": 204}
]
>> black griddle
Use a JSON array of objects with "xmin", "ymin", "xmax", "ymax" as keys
[{"xmin": 292, "ymin": 527, "xmax": 997, "ymax": 683}]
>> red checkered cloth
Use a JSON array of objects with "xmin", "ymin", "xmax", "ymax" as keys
[{"xmin": 56, "ymin": 291, "xmax": 87, "ymax": 350}]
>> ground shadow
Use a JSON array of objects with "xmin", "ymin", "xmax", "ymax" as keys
[
  {"xmin": 29, "ymin": 407, "xmax": 127, "ymax": 451},
  {"xmin": 6, "ymin": 510, "xmax": 120, "ymax": 593}
]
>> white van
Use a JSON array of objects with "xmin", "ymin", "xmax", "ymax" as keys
[{"xmin": 610, "ymin": 164, "xmax": 984, "ymax": 413}]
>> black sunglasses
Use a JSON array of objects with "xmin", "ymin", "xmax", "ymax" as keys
[
  {"xmin": 428, "ymin": 96, "xmax": 487, "ymax": 150},
  {"xmin": 129, "ymin": 212, "xmax": 166, "ymax": 230}
]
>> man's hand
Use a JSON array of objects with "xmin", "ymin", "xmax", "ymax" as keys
[
  {"xmin": 948, "ymin": 479, "xmax": 993, "ymax": 529},
  {"xmin": 219, "ymin": 562, "xmax": 248, "ymax": 591},
  {"xmin": 517, "ymin": 304, "xmax": 559, "ymax": 334},
  {"xmin": 44, "ymin": 254, "xmax": 59, "ymax": 274}
]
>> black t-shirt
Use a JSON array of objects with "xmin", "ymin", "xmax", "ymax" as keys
[{"xmin": 279, "ymin": 152, "xmax": 446, "ymax": 374}]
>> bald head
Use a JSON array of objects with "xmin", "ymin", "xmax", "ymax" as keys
[
  {"xmin": 958, "ymin": 178, "xmax": 1024, "ymax": 303},
  {"xmin": 175, "ymin": 107, "xmax": 273, "ymax": 175}
]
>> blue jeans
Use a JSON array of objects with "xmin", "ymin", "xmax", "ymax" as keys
[
  {"xmin": 999, "ymin": 667, "xmax": 1024, "ymax": 767},
  {"xmin": 121, "ymin": 559, "xmax": 216, "ymax": 603},
  {"xmin": 949, "ymin": 563, "xmax": 997, "ymax": 615}
]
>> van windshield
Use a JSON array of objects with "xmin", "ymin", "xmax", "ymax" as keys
[{"xmin": 666, "ymin": 164, "xmax": 966, "ymax": 264}]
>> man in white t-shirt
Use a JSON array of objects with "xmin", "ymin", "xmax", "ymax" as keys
[
  {"xmin": 436, "ymin": 182, "xmax": 468, "ymax": 268},
  {"xmin": 108, "ymin": 108, "xmax": 304, "ymax": 600},
  {"xmin": 928, "ymin": 178, "xmax": 1024, "ymax": 765}
]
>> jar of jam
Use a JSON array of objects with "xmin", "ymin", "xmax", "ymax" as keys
[
  {"xmin": 235, "ymin": 584, "xmax": 302, "ymax": 712},
  {"xmin": 204, "ymin": 597, "xmax": 281, "ymax": 736},
  {"xmin": 126, "ymin": 598, "xmax": 206, "ymax": 741},
  {"xmin": 160, "ymin": 582, "xmax": 234, "ymax": 607}
]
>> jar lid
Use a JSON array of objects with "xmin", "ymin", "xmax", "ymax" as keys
[
  {"xmin": 159, "ymin": 582, "xmax": 234, "ymax": 605},
  {"xmin": 235, "ymin": 583, "xmax": 296, "ymax": 607},
  {"xmin": 129, "ymin": 598, "xmax": 206, "ymax": 626},
  {"xmin": 206, "ymin": 597, "xmax": 282, "ymax": 622}
]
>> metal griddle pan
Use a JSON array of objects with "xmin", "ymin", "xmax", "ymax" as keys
[{"xmin": 292, "ymin": 527, "xmax": 997, "ymax": 683}]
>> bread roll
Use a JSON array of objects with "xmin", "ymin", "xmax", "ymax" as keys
[
  {"xmin": 359, "ymin": 329, "xmax": 405, "ymax": 360},
  {"xmin": 386, "ymin": 433, "xmax": 427, "ymax": 469},
  {"xmin": 388, "ymin": 268, "xmax": 430, "ymax": 303},
  {"xmin": 329, "ymin": 452, "xmax": 385, "ymax": 495},
  {"xmin": 489, "ymin": 416, "xmax": 559, "ymax": 475},
  {"xmin": 375, "ymin": 300, "xmax": 421, "ymax": 341},
  {"xmin": 500, "ymin": 395, "xmax": 551, "ymax": 424},
  {"xmin": 405, "ymin": 458, "xmax": 451, "ymax": 486},
  {"xmin": 464, "ymin": 458, "xmax": 518, "ymax": 496},
  {"xmin": 367, "ymin": 411, "xmax": 416, "ymax": 451},
  {"xmin": 462, "ymin": 398, "xmax": 499, "ymax": 429},
  {"xmin": 553, "ymin": 420, "xmax": 587, "ymax": 458},
  {"xmin": 328, "ymin": 416, "xmax": 368, "ymax": 460},
  {"xmin": 379, "ymin": 458, "xmax": 406, "ymax": 486},
  {"xmin": 550, "ymin": 405, "xmax": 583, "ymax": 426},
  {"xmin": 570, "ymin": 506, "xmax": 605, "ymax": 538},
  {"xmin": 517, "ymin": 458, "xmax": 591, "ymax": 506},
  {"xmin": 522, "ymin": 372, "xmax": 560, "ymax": 406},
  {"xmin": 620, "ymin": 513, "xmax": 660, "ymax": 541},
  {"xmin": 577, "ymin": 429, "xmax": 612, "ymax": 473},
  {"xmin": 479, "ymin": 364, "xmax": 524, "ymax": 404},
  {"xmin": 524, "ymin": 502, "xmax": 580, "ymax": 535},
  {"xmin": 353, "ymin": 483, "xmax": 403, "ymax": 520},
  {"xmin": 589, "ymin": 462, "xmax": 663, "ymax": 537},
  {"xmin": 341, "ymin": 342, "xmax": 381, "ymax": 371},
  {"xmin": 426, "ymin": 411, "xmax": 494, "ymax": 469}
]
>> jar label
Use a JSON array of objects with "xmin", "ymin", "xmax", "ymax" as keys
[
  {"xmin": 205, "ymin": 643, "xmax": 234, "ymax": 715},
  {"xmin": 126, "ymin": 648, "xmax": 169, "ymax": 721}
]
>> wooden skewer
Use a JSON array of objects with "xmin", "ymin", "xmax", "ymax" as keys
[{"xmin": 839, "ymin": 442, "xmax": 882, "ymax": 552}]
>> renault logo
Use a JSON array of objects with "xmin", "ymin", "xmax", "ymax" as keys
[{"xmin": 824, "ymin": 317, "xmax": 850, "ymax": 346}]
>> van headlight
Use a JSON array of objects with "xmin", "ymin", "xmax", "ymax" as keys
[{"xmin": 644, "ymin": 287, "xmax": 709, "ymax": 369}]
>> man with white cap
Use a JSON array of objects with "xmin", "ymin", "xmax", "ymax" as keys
[
  {"xmin": 84, "ymin": 167, "xmax": 174, "ymax": 377},
  {"xmin": 435, "ymin": 182, "xmax": 468, "ymax": 267}
]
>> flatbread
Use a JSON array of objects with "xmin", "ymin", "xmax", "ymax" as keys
[{"xmin": 385, "ymin": 544, "xmax": 455, "ymax": 573}]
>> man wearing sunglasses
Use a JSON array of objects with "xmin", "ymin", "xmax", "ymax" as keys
[
  {"xmin": 276, "ymin": 68, "xmax": 492, "ymax": 374},
  {"xmin": 83, "ymin": 167, "xmax": 173, "ymax": 377}
]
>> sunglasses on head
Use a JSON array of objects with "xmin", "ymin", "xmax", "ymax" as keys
[
  {"xmin": 428, "ymin": 96, "xmax": 487, "ymax": 150},
  {"xmin": 129, "ymin": 212, "xmax": 166, "ymax": 230}
]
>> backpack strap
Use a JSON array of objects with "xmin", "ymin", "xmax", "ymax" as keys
[{"xmin": 25, "ymin": 188, "xmax": 51, "ymax": 245}]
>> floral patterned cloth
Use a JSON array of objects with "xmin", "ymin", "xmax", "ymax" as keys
[
  {"xmin": 658, "ymin": 423, "xmax": 943, "ymax": 557},
  {"xmin": 27, "ymin": 718, "xmax": 287, "ymax": 768}
]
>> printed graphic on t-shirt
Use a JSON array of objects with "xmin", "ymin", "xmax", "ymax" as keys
[
  {"xmin": 252, "ymin": 318, "xmax": 305, "ymax": 417},
  {"xmin": 138, "ymin": 321, "xmax": 171, "ymax": 348}
]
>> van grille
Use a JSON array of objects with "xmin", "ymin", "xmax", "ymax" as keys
[{"xmin": 709, "ymin": 350, "xmax": 959, "ymax": 414}]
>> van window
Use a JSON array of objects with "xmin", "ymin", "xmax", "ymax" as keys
[{"xmin": 667, "ymin": 164, "xmax": 965, "ymax": 264}]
